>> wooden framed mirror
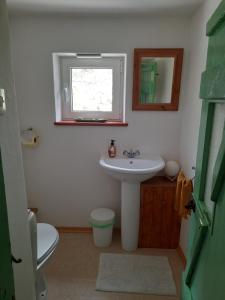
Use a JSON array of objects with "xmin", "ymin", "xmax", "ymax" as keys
[{"xmin": 132, "ymin": 48, "xmax": 183, "ymax": 111}]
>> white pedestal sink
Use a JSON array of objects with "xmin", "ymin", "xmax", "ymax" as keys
[{"xmin": 99, "ymin": 156, "xmax": 165, "ymax": 251}]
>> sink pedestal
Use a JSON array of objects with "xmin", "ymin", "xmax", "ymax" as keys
[{"xmin": 121, "ymin": 182, "xmax": 140, "ymax": 251}]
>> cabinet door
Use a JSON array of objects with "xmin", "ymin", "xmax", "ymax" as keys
[
  {"xmin": 161, "ymin": 186, "xmax": 181, "ymax": 248},
  {"xmin": 140, "ymin": 184, "xmax": 181, "ymax": 249}
]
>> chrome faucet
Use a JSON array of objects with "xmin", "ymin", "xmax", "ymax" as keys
[{"xmin": 123, "ymin": 149, "xmax": 141, "ymax": 158}]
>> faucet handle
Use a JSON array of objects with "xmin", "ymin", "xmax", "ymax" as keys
[
  {"xmin": 134, "ymin": 150, "xmax": 140, "ymax": 156},
  {"xmin": 123, "ymin": 150, "xmax": 129, "ymax": 156},
  {"xmin": 123, "ymin": 149, "xmax": 140, "ymax": 158}
]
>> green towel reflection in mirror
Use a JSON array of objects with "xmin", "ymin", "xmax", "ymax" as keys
[{"xmin": 140, "ymin": 59, "xmax": 158, "ymax": 104}]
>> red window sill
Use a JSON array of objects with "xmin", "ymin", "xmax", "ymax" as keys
[{"xmin": 54, "ymin": 121, "xmax": 128, "ymax": 127}]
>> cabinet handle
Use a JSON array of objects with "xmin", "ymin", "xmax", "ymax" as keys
[{"xmin": 185, "ymin": 198, "xmax": 196, "ymax": 212}]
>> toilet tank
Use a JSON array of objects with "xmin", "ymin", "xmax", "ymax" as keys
[{"xmin": 28, "ymin": 210, "xmax": 37, "ymax": 274}]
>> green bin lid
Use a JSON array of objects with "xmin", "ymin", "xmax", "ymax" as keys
[{"xmin": 90, "ymin": 208, "xmax": 115, "ymax": 226}]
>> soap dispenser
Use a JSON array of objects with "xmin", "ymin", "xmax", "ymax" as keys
[{"xmin": 108, "ymin": 139, "xmax": 117, "ymax": 158}]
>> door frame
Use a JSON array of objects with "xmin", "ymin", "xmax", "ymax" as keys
[
  {"xmin": 182, "ymin": 0, "xmax": 225, "ymax": 298},
  {"xmin": 0, "ymin": 0, "xmax": 36, "ymax": 299}
]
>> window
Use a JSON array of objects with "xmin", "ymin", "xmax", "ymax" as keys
[{"xmin": 53, "ymin": 53, "xmax": 127, "ymax": 124}]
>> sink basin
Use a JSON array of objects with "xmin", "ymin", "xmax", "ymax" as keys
[
  {"xmin": 99, "ymin": 155, "xmax": 165, "ymax": 251},
  {"xmin": 99, "ymin": 156, "xmax": 165, "ymax": 183}
]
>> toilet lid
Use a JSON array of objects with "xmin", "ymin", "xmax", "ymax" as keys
[{"xmin": 37, "ymin": 223, "xmax": 59, "ymax": 265}]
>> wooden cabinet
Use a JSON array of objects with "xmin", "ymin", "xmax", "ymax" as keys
[{"xmin": 139, "ymin": 176, "xmax": 181, "ymax": 249}]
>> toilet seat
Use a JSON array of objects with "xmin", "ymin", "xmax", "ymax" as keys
[
  {"xmin": 28, "ymin": 210, "xmax": 59, "ymax": 300},
  {"xmin": 37, "ymin": 223, "xmax": 59, "ymax": 265}
]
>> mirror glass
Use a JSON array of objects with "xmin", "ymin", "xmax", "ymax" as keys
[
  {"xmin": 140, "ymin": 57, "xmax": 174, "ymax": 104},
  {"xmin": 132, "ymin": 49, "xmax": 183, "ymax": 111}
]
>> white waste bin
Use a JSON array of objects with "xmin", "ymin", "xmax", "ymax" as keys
[{"xmin": 90, "ymin": 208, "xmax": 115, "ymax": 247}]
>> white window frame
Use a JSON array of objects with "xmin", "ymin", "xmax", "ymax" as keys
[{"xmin": 52, "ymin": 53, "xmax": 127, "ymax": 122}]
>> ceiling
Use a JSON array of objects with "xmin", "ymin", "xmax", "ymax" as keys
[{"xmin": 7, "ymin": 0, "xmax": 203, "ymax": 15}]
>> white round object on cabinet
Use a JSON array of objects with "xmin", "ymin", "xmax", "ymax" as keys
[{"xmin": 165, "ymin": 161, "xmax": 180, "ymax": 177}]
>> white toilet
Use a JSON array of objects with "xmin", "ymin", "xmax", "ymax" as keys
[{"xmin": 28, "ymin": 210, "xmax": 59, "ymax": 300}]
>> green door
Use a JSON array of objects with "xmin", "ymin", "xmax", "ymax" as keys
[
  {"xmin": 140, "ymin": 59, "xmax": 158, "ymax": 104},
  {"xmin": 0, "ymin": 150, "xmax": 15, "ymax": 300},
  {"xmin": 182, "ymin": 1, "xmax": 225, "ymax": 299}
]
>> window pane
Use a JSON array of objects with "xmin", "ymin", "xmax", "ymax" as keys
[{"xmin": 71, "ymin": 68, "xmax": 113, "ymax": 112}]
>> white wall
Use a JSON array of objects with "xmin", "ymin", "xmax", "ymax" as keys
[
  {"xmin": 179, "ymin": 0, "xmax": 222, "ymax": 254},
  {"xmin": 0, "ymin": 1, "xmax": 35, "ymax": 299},
  {"xmin": 10, "ymin": 14, "xmax": 189, "ymax": 227}
]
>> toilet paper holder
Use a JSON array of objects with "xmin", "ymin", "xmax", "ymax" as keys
[{"xmin": 21, "ymin": 127, "xmax": 39, "ymax": 147}]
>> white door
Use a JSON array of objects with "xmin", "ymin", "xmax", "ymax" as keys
[{"xmin": 0, "ymin": 1, "xmax": 36, "ymax": 299}]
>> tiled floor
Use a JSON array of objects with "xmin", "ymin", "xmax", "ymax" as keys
[{"xmin": 45, "ymin": 232, "xmax": 183, "ymax": 300}]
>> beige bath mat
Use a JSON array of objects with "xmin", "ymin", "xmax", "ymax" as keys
[{"xmin": 96, "ymin": 253, "xmax": 177, "ymax": 296}]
